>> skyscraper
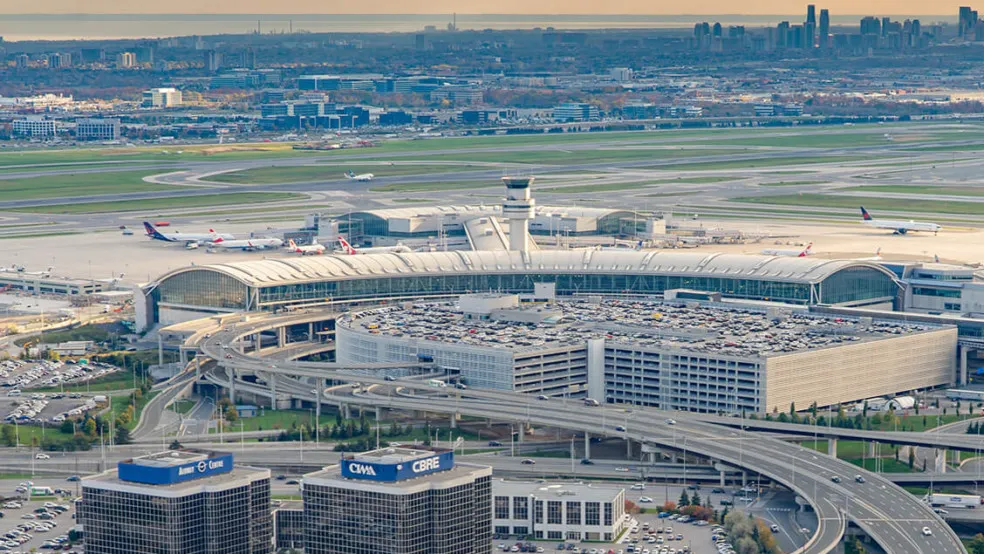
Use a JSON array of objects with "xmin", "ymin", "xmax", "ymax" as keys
[
  {"xmin": 819, "ymin": 9, "xmax": 830, "ymax": 48},
  {"xmin": 806, "ymin": 4, "xmax": 817, "ymax": 26},
  {"xmin": 960, "ymin": 6, "xmax": 975, "ymax": 37}
]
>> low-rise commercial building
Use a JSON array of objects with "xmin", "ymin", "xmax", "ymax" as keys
[
  {"xmin": 79, "ymin": 449, "xmax": 272, "ymax": 554},
  {"xmin": 12, "ymin": 117, "xmax": 57, "ymax": 138},
  {"xmin": 492, "ymin": 480, "xmax": 627, "ymax": 542},
  {"xmin": 76, "ymin": 118, "xmax": 121, "ymax": 141},
  {"xmin": 143, "ymin": 87, "xmax": 183, "ymax": 108},
  {"xmin": 303, "ymin": 447, "xmax": 492, "ymax": 554}
]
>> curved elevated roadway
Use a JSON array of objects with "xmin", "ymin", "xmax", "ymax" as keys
[{"xmin": 180, "ymin": 316, "xmax": 966, "ymax": 554}]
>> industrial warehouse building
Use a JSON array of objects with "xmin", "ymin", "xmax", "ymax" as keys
[
  {"xmin": 79, "ymin": 450, "xmax": 272, "ymax": 554},
  {"xmin": 138, "ymin": 251, "xmax": 901, "ymax": 331},
  {"xmin": 335, "ymin": 296, "xmax": 956, "ymax": 414}
]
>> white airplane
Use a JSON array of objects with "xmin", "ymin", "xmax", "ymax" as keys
[
  {"xmin": 208, "ymin": 237, "xmax": 283, "ymax": 251},
  {"xmin": 855, "ymin": 248, "xmax": 883, "ymax": 261},
  {"xmin": 860, "ymin": 207, "xmax": 941, "ymax": 235},
  {"xmin": 143, "ymin": 222, "xmax": 233, "ymax": 245},
  {"xmin": 287, "ymin": 239, "xmax": 326, "ymax": 255},
  {"xmin": 335, "ymin": 236, "xmax": 411, "ymax": 255},
  {"xmin": 344, "ymin": 171, "xmax": 374, "ymax": 182},
  {"xmin": 761, "ymin": 242, "xmax": 813, "ymax": 257}
]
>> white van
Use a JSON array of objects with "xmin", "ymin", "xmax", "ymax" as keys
[{"xmin": 6, "ymin": 390, "xmax": 21, "ymax": 397}]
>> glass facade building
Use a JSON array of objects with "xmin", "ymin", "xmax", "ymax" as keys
[
  {"xmin": 302, "ymin": 450, "xmax": 492, "ymax": 554},
  {"xmin": 145, "ymin": 251, "xmax": 901, "ymax": 329},
  {"xmin": 80, "ymin": 452, "xmax": 272, "ymax": 554}
]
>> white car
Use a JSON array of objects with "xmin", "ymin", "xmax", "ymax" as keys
[
  {"xmin": 639, "ymin": 496, "xmax": 654, "ymax": 503},
  {"xmin": 631, "ymin": 484, "xmax": 646, "ymax": 490},
  {"xmin": 34, "ymin": 453, "xmax": 49, "ymax": 460},
  {"xmin": 922, "ymin": 527, "xmax": 933, "ymax": 536}
]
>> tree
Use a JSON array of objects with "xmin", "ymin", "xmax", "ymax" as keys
[
  {"xmin": 169, "ymin": 439, "xmax": 183, "ymax": 450},
  {"xmin": 691, "ymin": 491, "xmax": 702, "ymax": 507},
  {"xmin": 83, "ymin": 418, "xmax": 97, "ymax": 438},
  {"xmin": 115, "ymin": 426, "xmax": 131, "ymax": 445},
  {"xmin": 0, "ymin": 425, "xmax": 15, "ymax": 447},
  {"xmin": 908, "ymin": 448, "xmax": 915, "ymax": 469},
  {"xmin": 967, "ymin": 533, "xmax": 984, "ymax": 554},
  {"xmin": 224, "ymin": 405, "xmax": 239, "ymax": 423},
  {"xmin": 678, "ymin": 490, "xmax": 690, "ymax": 507}
]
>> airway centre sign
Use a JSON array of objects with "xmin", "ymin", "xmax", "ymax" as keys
[
  {"xmin": 118, "ymin": 454, "xmax": 235, "ymax": 485},
  {"xmin": 341, "ymin": 452, "xmax": 454, "ymax": 482}
]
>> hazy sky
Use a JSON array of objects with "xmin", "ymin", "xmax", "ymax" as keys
[{"xmin": 0, "ymin": 1, "xmax": 964, "ymax": 15}]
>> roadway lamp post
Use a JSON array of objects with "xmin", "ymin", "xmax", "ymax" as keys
[{"xmin": 310, "ymin": 389, "xmax": 321, "ymax": 445}]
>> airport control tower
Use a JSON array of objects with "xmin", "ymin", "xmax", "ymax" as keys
[{"xmin": 502, "ymin": 176, "xmax": 534, "ymax": 252}]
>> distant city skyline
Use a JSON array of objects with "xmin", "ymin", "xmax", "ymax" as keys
[{"xmin": 0, "ymin": 2, "xmax": 973, "ymax": 17}]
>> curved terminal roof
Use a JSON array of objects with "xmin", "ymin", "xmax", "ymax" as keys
[
  {"xmin": 154, "ymin": 250, "xmax": 896, "ymax": 288},
  {"xmin": 346, "ymin": 204, "xmax": 633, "ymax": 221}
]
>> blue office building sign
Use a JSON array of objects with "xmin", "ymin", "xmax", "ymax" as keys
[
  {"xmin": 118, "ymin": 454, "xmax": 235, "ymax": 485},
  {"xmin": 341, "ymin": 452, "xmax": 455, "ymax": 482}
]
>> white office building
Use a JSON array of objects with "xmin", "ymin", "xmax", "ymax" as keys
[
  {"xmin": 12, "ymin": 117, "xmax": 57, "ymax": 138},
  {"xmin": 492, "ymin": 480, "xmax": 627, "ymax": 542},
  {"xmin": 143, "ymin": 87, "xmax": 183, "ymax": 108}
]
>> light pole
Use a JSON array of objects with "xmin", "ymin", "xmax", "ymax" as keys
[{"xmin": 311, "ymin": 389, "xmax": 321, "ymax": 445}]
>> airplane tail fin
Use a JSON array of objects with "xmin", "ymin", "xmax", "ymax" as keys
[
  {"xmin": 338, "ymin": 236, "xmax": 356, "ymax": 255},
  {"xmin": 143, "ymin": 221, "xmax": 168, "ymax": 240},
  {"xmin": 345, "ymin": 171, "xmax": 355, "ymax": 179},
  {"xmin": 875, "ymin": 247, "xmax": 881, "ymax": 256},
  {"xmin": 799, "ymin": 242, "xmax": 813, "ymax": 257},
  {"xmin": 212, "ymin": 237, "xmax": 224, "ymax": 243},
  {"xmin": 288, "ymin": 239, "xmax": 297, "ymax": 249},
  {"xmin": 860, "ymin": 207, "xmax": 872, "ymax": 221}
]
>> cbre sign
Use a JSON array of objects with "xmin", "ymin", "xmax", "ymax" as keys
[
  {"xmin": 118, "ymin": 454, "xmax": 235, "ymax": 485},
  {"xmin": 341, "ymin": 452, "xmax": 455, "ymax": 482}
]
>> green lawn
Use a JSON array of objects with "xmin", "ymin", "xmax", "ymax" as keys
[
  {"xmin": 220, "ymin": 409, "xmax": 333, "ymax": 433},
  {"xmin": 653, "ymin": 155, "xmax": 872, "ymax": 171},
  {"xmin": 540, "ymin": 176, "xmax": 737, "ymax": 194},
  {"xmin": 369, "ymin": 181, "xmax": 498, "ymax": 193},
  {"xmin": 26, "ymin": 367, "xmax": 140, "ymax": 393},
  {"xmin": 171, "ymin": 399, "xmax": 197, "ymax": 415},
  {"xmin": 379, "ymin": 148, "xmax": 740, "ymax": 166},
  {"xmin": 731, "ymin": 193, "xmax": 984, "ymax": 215},
  {"xmin": 839, "ymin": 185, "xmax": 984, "ymax": 197},
  {"xmin": 10, "ymin": 192, "xmax": 306, "ymax": 214},
  {"xmin": 760, "ymin": 180, "xmax": 828, "ymax": 187},
  {"xmin": 0, "ymin": 169, "xmax": 191, "ymax": 202},
  {"xmin": 700, "ymin": 133, "xmax": 895, "ymax": 148},
  {"xmin": 206, "ymin": 164, "xmax": 477, "ymax": 184}
]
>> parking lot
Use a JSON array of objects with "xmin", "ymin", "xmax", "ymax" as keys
[
  {"xmin": 0, "ymin": 479, "xmax": 80, "ymax": 553},
  {"xmin": 0, "ymin": 360, "xmax": 120, "ymax": 392},
  {"xmin": 0, "ymin": 394, "xmax": 98, "ymax": 426}
]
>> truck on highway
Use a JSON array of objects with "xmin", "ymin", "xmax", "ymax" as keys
[{"xmin": 928, "ymin": 494, "xmax": 982, "ymax": 508}]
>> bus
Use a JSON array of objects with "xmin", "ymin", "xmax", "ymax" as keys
[{"xmin": 946, "ymin": 389, "xmax": 984, "ymax": 402}]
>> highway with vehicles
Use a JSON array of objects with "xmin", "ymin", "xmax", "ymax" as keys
[{"xmin": 179, "ymin": 314, "xmax": 967, "ymax": 554}]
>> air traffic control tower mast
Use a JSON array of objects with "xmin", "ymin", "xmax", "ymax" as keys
[{"xmin": 502, "ymin": 176, "xmax": 534, "ymax": 252}]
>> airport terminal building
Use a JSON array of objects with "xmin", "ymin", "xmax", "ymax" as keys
[
  {"xmin": 303, "ymin": 447, "xmax": 492, "ymax": 554},
  {"xmin": 138, "ymin": 250, "xmax": 901, "ymax": 331},
  {"xmin": 79, "ymin": 450, "xmax": 272, "ymax": 554}
]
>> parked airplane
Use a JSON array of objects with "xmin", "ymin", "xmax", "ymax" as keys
[
  {"xmin": 287, "ymin": 239, "xmax": 326, "ymax": 255},
  {"xmin": 761, "ymin": 242, "xmax": 813, "ymax": 257},
  {"xmin": 143, "ymin": 222, "xmax": 233, "ymax": 245},
  {"xmin": 855, "ymin": 248, "xmax": 883, "ymax": 261},
  {"xmin": 208, "ymin": 237, "xmax": 283, "ymax": 251},
  {"xmin": 344, "ymin": 171, "xmax": 374, "ymax": 182},
  {"xmin": 335, "ymin": 236, "xmax": 411, "ymax": 255},
  {"xmin": 860, "ymin": 207, "xmax": 941, "ymax": 235}
]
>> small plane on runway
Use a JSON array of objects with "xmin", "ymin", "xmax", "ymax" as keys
[
  {"xmin": 335, "ymin": 236, "xmax": 411, "ymax": 255},
  {"xmin": 344, "ymin": 171, "xmax": 374, "ymax": 182},
  {"xmin": 761, "ymin": 242, "xmax": 813, "ymax": 257},
  {"xmin": 287, "ymin": 239, "xmax": 326, "ymax": 255},
  {"xmin": 860, "ymin": 207, "xmax": 941, "ymax": 235},
  {"xmin": 207, "ymin": 237, "xmax": 283, "ymax": 251},
  {"xmin": 143, "ymin": 221, "xmax": 234, "ymax": 246}
]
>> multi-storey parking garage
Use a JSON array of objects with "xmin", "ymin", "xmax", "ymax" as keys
[
  {"xmin": 138, "ymin": 250, "xmax": 901, "ymax": 331},
  {"xmin": 336, "ymin": 297, "xmax": 956, "ymax": 413}
]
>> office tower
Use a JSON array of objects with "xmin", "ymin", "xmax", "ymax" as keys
[
  {"xmin": 303, "ymin": 447, "xmax": 492, "ymax": 554},
  {"xmin": 79, "ymin": 450, "xmax": 273, "ymax": 554},
  {"xmin": 116, "ymin": 52, "xmax": 136, "ymax": 68},
  {"xmin": 861, "ymin": 16, "xmax": 881, "ymax": 36},
  {"xmin": 959, "ymin": 6, "xmax": 977, "ymax": 37},
  {"xmin": 712, "ymin": 22, "xmax": 722, "ymax": 37},
  {"xmin": 819, "ymin": 9, "xmax": 830, "ymax": 48},
  {"xmin": 777, "ymin": 21, "xmax": 790, "ymax": 48},
  {"xmin": 241, "ymin": 48, "xmax": 256, "ymax": 69},
  {"xmin": 882, "ymin": 17, "xmax": 891, "ymax": 36},
  {"xmin": 806, "ymin": 4, "xmax": 817, "ymax": 45},
  {"xmin": 807, "ymin": 4, "xmax": 817, "ymax": 26},
  {"xmin": 204, "ymin": 49, "xmax": 221, "ymax": 72}
]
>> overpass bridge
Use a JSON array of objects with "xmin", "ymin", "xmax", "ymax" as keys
[{"xmin": 158, "ymin": 308, "xmax": 970, "ymax": 554}]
